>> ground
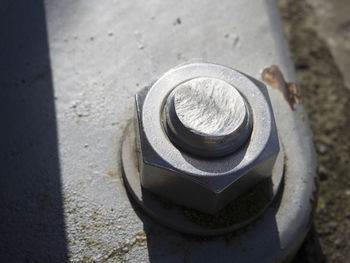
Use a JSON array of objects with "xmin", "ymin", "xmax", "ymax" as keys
[{"xmin": 277, "ymin": 0, "xmax": 350, "ymax": 262}]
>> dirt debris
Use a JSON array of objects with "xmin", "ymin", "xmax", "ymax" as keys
[{"xmin": 278, "ymin": 0, "xmax": 350, "ymax": 262}]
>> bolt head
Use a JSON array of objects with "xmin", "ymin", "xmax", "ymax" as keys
[{"xmin": 164, "ymin": 77, "xmax": 252, "ymax": 157}]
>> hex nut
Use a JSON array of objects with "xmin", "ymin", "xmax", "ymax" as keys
[{"xmin": 135, "ymin": 63, "xmax": 280, "ymax": 214}]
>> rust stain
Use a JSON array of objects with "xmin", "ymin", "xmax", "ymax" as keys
[
  {"xmin": 99, "ymin": 231, "xmax": 147, "ymax": 262},
  {"xmin": 85, "ymin": 238, "xmax": 103, "ymax": 248},
  {"xmin": 135, "ymin": 231, "xmax": 147, "ymax": 242},
  {"xmin": 262, "ymin": 65, "xmax": 303, "ymax": 110},
  {"xmin": 173, "ymin": 17, "xmax": 182, "ymax": 25},
  {"xmin": 107, "ymin": 170, "xmax": 116, "ymax": 178}
]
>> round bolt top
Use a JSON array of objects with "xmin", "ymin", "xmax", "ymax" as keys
[{"xmin": 164, "ymin": 77, "xmax": 252, "ymax": 157}]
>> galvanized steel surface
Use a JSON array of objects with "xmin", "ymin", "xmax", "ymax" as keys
[{"xmin": 0, "ymin": 0, "xmax": 317, "ymax": 262}]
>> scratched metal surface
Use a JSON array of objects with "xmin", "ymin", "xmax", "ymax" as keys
[{"xmin": 0, "ymin": 0, "xmax": 316, "ymax": 262}]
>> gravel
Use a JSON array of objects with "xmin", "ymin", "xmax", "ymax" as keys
[{"xmin": 278, "ymin": 0, "xmax": 350, "ymax": 262}]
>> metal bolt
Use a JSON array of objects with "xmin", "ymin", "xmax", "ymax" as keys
[
  {"xmin": 164, "ymin": 77, "xmax": 252, "ymax": 157},
  {"xmin": 126, "ymin": 62, "xmax": 282, "ymax": 215}
]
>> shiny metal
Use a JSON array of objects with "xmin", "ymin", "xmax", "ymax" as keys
[
  {"xmin": 163, "ymin": 77, "xmax": 252, "ymax": 157},
  {"xmin": 133, "ymin": 62, "xmax": 281, "ymax": 214}
]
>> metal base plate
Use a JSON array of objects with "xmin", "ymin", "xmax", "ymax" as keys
[{"xmin": 121, "ymin": 121, "xmax": 284, "ymax": 235}]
